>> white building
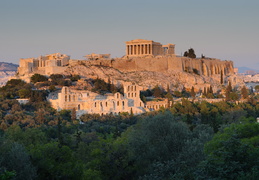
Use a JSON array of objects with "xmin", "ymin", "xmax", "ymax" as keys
[{"xmin": 48, "ymin": 82, "xmax": 146, "ymax": 117}]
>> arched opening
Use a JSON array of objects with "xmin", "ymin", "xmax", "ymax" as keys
[{"xmin": 78, "ymin": 104, "xmax": 80, "ymax": 110}]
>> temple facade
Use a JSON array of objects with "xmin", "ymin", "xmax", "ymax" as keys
[{"xmin": 125, "ymin": 39, "xmax": 175, "ymax": 57}]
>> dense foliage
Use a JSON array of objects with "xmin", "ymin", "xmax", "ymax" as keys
[
  {"xmin": 184, "ymin": 48, "xmax": 196, "ymax": 58},
  {"xmin": 0, "ymin": 79, "xmax": 258, "ymax": 179},
  {"xmin": 91, "ymin": 78, "xmax": 124, "ymax": 94}
]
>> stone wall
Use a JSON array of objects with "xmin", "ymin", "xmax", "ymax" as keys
[{"xmin": 76, "ymin": 56, "xmax": 234, "ymax": 76}]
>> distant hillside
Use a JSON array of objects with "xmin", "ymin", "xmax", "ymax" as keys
[
  {"xmin": 237, "ymin": 67, "xmax": 259, "ymax": 74},
  {"xmin": 0, "ymin": 62, "xmax": 18, "ymax": 71}
]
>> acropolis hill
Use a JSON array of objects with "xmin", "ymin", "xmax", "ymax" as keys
[{"xmin": 17, "ymin": 39, "xmax": 242, "ymax": 92}]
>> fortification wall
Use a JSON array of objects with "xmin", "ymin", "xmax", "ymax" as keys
[
  {"xmin": 180, "ymin": 57, "xmax": 234, "ymax": 76},
  {"xmin": 167, "ymin": 56, "xmax": 183, "ymax": 72},
  {"xmin": 19, "ymin": 55, "xmax": 234, "ymax": 83},
  {"xmin": 72, "ymin": 56, "xmax": 234, "ymax": 77}
]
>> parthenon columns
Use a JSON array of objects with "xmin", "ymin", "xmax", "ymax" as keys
[{"xmin": 126, "ymin": 44, "xmax": 152, "ymax": 56}]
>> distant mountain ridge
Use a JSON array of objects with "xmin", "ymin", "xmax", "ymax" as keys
[
  {"xmin": 0, "ymin": 62, "xmax": 18, "ymax": 86},
  {"xmin": 0, "ymin": 62, "xmax": 18, "ymax": 71},
  {"xmin": 237, "ymin": 66, "xmax": 259, "ymax": 74}
]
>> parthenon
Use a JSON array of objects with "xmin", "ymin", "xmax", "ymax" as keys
[{"xmin": 125, "ymin": 39, "xmax": 175, "ymax": 57}]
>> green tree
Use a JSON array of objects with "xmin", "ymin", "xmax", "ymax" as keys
[
  {"xmin": 49, "ymin": 85, "xmax": 56, "ymax": 92},
  {"xmin": 197, "ymin": 122, "xmax": 259, "ymax": 180},
  {"xmin": 30, "ymin": 142, "xmax": 83, "ymax": 179},
  {"xmin": 0, "ymin": 142, "xmax": 36, "ymax": 180},
  {"xmin": 183, "ymin": 48, "xmax": 196, "ymax": 58},
  {"xmin": 241, "ymin": 85, "xmax": 249, "ymax": 99},
  {"xmin": 18, "ymin": 88, "xmax": 31, "ymax": 98},
  {"xmin": 0, "ymin": 168, "xmax": 16, "ymax": 180},
  {"xmin": 174, "ymin": 90, "xmax": 182, "ymax": 97},
  {"xmin": 125, "ymin": 112, "xmax": 213, "ymax": 179},
  {"xmin": 255, "ymin": 85, "xmax": 259, "ymax": 93},
  {"xmin": 30, "ymin": 73, "xmax": 48, "ymax": 83},
  {"xmin": 153, "ymin": 85, "xmax": 163, "ymax": 98}
]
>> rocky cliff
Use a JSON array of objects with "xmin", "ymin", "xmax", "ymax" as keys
[
  {"xmin": 15, "ymin": 56, "xmax": 243, "ymax": 91},
  {"xmin": 62, "ymin": 62, "xmax": 242, "ymax": 92}
]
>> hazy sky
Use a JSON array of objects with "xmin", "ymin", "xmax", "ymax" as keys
[{"xmin": 1, "ymin": 0, "xmax": 259, "ymax": 69}]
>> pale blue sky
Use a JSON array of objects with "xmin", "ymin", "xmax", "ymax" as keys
[{"xmin": 1, "ymin": 0, "xmax": 259, "ymax": 69}]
